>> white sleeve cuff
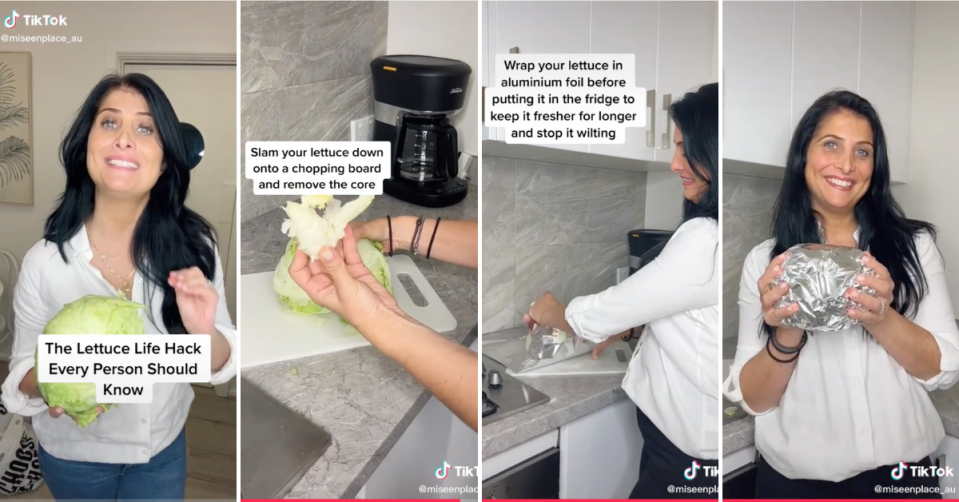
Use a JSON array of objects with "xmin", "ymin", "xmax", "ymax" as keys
[
  {"xmin": 1, "ymin": 358, "xmax": 48, "ymax": 417},
  {"xmin": 722, "ymin": 365, "xmax": 775, "ymax": 417},
  {"xmin": 915, "ymin": 332, "xmax": 959, "ymax": 390},
  {"xmin": 209, "ymin": 325, "xmax": 237, "ymax": 386},
  {"xmin": 565, "ymin": 295, "xmax": 610, "ymax": 344}
]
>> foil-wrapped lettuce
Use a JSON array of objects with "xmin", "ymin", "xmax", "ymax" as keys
[{"xmin": 773, "ymin": 244, "xmax": 877, "ymax": 332}]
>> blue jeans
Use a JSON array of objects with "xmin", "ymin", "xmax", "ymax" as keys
[{"xmin": 38, "ymin": 428, "xmax": 187, "ymax": 501}]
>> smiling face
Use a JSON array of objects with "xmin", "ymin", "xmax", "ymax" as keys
[
  {"xmin": 803, "ymin": 109, "xmax": 874, "ymax": 214},
  {"xmin": 670, "ymin": 125, "xmax": 709, "ymax": 203},
  {"xmin": 86, "ymin": 87, "xmax": 164, "ymax": 198}
]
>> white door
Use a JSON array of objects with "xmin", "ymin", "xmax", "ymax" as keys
[
  {"xmin": 123, "ymin": 63, "xmax": 237, "ymax": 396},
  {"xmin": 122, "ymin": 64, "xmax": 237, "ymax": 318}
]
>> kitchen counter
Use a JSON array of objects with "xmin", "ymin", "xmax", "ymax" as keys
[
  {"xmin": 240, "ymin": 171, "xmax": 478, "ymax": 499},
  {"xmin": 481, "ymin": 330, "xmax": 629, "ymax": 459}
]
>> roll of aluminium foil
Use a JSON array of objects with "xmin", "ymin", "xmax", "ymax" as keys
[{"xmin": 772, "ymin": 243, "xmax": 877, "ymax": 332}]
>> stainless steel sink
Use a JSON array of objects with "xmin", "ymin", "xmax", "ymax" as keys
[{"xmin": 240, "ymin": 378, "xmax": 332, "ymax": 499}]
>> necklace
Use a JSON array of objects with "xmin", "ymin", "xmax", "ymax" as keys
[{"xmin": 89, "ymin": 237, "xmax": 135, "ymax": 296}]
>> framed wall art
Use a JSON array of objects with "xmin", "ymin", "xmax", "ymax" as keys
[{"xmin": 0, "ymin": 51, "xmax": 32, "ymax": 206}]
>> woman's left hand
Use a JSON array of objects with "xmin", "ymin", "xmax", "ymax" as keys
[
  {"xmin": 847, "ymin": 251, "xmax": 896, "ymax": 326},
  {"xmin": 169, "ymin": 267, "xmax": 218, "ymax": 335}
]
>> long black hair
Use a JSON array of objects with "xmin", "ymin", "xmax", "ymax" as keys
[
  {"xmin": 765, "ymin": 90, "xmax": 935, "ymax": 336},
  {"xmin": 44, "ymin": 73, "xmax": 217, "ymax": 334},
  {"xmin": 672, "ymin": 82, "xmax": 719, "ymax": 224}
]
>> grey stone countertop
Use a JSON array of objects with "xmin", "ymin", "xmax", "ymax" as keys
[
  {"xmin": 722, "ymin": 325, "xmax": 959, "ymax": 457},
  {"xmin": 240, "ymin": 177, "xmax": 478, "ymax": 499},
  {"xmin": 481, "ymin": 329, "xmax": 631, "ymax": 459}
]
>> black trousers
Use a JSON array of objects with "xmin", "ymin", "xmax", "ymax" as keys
[
  {"xmin": 756, "ymin": 454, "xmax": 943, "ymax": 499},
  {"xmin": 629, "ymin": 406, "xmax": 718, "ymax": 499}
]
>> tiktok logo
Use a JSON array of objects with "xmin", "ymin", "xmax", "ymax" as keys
[
  {"xmin": 891, "ymin": 461, "xmax": 908, "ymax": 480},
  {"xmin": 684, "ymin": 461, "xmax": 701, "ymax": 480},
  {"xmin": 435, "ymin": 461, "xmax": 451, "ymax": 480},
  {"xmin": 4, "ymin": 9, "xmax": 19, "ymax": 29}
]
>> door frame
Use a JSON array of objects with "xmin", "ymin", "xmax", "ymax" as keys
[
  {"xmin": 115, "ymin": 53, "xmax": 238, "ymax": 399},
  {"xmin": 116, "ymin": 53, "xmax": 236, "ymax": 69}
]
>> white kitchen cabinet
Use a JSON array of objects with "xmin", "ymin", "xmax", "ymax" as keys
[
  {"xmin": 488, "ymin": 1, "xmax": 590, "ymax": 154},
  {"xmin": 932, "ymin": 435, "xmax": 959, "ymax": 497},
  {"xmin": 558, "ymin": 399, "xmax": 644, "ymax": 499},
  {"xmin": 484, "ymin": 1, "xmax": 717, "ymax": 166},
  {"xmin": 791, "ymin": 2, "xmax": 861, "ymax": 133},
  {"xmin": 653, "ymin": 1, "xmax": 716, "ymax": 163},
  {"xmin": 587, "ymin": 1, "xmax": 659, "ymax": 161},
  {"xmin": 723, "ymin": 1, "xmax": 916, "ymax": 181},
  {"xmin": 859, "ymin": 1, "xmax": 915, "ymax": 183},
  {"xmin": 723, "ymin": 1, "xmax": 796, "ymax": 168}
]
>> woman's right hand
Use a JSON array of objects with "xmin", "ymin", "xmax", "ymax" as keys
[{"xmin": 758, "ymin": 252, "xmax": 802, "ymax": 334}]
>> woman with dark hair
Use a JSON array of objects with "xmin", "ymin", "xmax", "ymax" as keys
[
  {"xmin": 527, "ymin": 82, "xmax": 720, "ymax": 499},
  {"xmin": 0, "ymin": 74, "xmax": 236, "ymax": 499},
  {"xmin": 723, "ymin": 90, "xmax": 959, "ymax": 498}
]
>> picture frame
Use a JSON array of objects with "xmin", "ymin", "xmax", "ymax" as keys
[{"xmin": 0, "ymin": 51, "xmax": 33, "ymax": 207}]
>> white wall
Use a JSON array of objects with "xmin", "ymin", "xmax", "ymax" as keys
[
  {"xmin": 0, "ymin": 1, "xmax": 236, "ymax": 266},
  {"xmin": 896, "ymin": 2, "xmax": 959, "ymax": 314},
  {"xmin": 644, "ymin": 171, "xmax": 684, "ymax": 230},
  {"xmin": 387, "ymin": 1, "xmax": 479, "ymax": 156}
]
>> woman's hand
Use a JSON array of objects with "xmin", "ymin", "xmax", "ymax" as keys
[
  {"xmin": 757, "ymin": 252, "xmax": 801, "ymax": 331},
  {"xmin": 526, "ymin": 292, "xmax": 576, "ymax": 336},
  {"xmin": 529, "ymin": 292, "xmax": 563, "ymax": 326},
  {"xmin": 169, "ymin": 267, "xmax": 218, "ymax": 335},
  {"xmin": 591, "ymin": 328, "xmax": 636, "ymax": 360},
  {"xmin": 49, "ymin": 405, "xmax": 103, "ymax": 423},
  {"xmin": 289, "ymin": 226, "xmax": 407, "ymax": 328},
  {"xmin": 847, "ymin": 251, "xmax": 896, "ymax": 326}
]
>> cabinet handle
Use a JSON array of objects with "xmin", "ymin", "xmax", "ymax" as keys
[
  {"xmin": 645, "ymin": 89, "xmax": 656, "ymax": 148},
  {"xmin": 661, "ymin": 93, "xmax": 673, "ymax": 149}
]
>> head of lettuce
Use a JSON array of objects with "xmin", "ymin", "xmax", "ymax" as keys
[
  {"xmin": 35, "ymin": 294, "xmax": 145, "ymax": 428},
  {"xmin": 271, "ymin": 195, "xmax": 393, "ymax": 324}
]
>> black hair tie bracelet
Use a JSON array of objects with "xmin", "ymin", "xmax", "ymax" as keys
[
  {"xmin": 765, "ymin": 331, "xmax": 807, "ymax": 364},
  {"xmin": 386, "ymin": 215, "xmax": 394, "ymax": 257},
  {"xmin": 426, "ymin": 218, "xmax": 441, "ymax": 260}
]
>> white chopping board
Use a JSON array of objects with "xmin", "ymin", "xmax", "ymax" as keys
[
  {"xmin": 505, "ymin": 339, "xmax": 634, "ymax": 377},
  {"xmin": 240, "ymin": 255, "xmax": 457, "ymax": 368}
]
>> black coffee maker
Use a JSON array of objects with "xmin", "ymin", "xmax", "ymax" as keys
[
  {"xmin": 628, "ymin": 229, "xmax": 674, "ymax": 275},
  {"xmin": 371, "ymin": 55, "xmax": 472, "ymax": 208}
]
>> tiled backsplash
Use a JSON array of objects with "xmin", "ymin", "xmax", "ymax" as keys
[
  {"xmin": 482, "ymin": 155, "xmax": 647, "ymax": 333},
  {"xmin": 239, "ymin": 1, "xmax": 387, "ymax": 222},
  {"xmin": 722, "ymin": 174, "xmax": 782, "ymax": 339}
]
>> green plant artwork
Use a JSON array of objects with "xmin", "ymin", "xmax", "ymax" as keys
[{"xmin": 0, "ymin": 53, "xmax": 32, "ymax": 205}]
